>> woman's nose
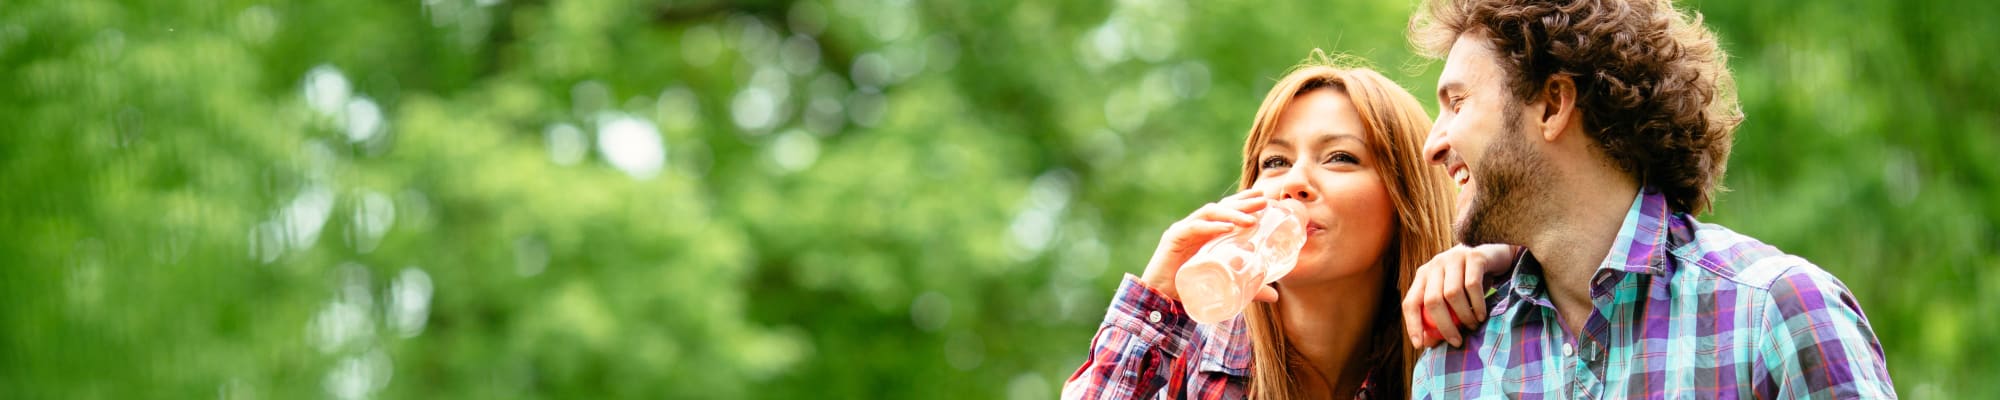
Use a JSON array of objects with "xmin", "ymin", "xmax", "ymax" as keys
[{"xmin": 1277, "ymin": 176, "xmax": 1316, "ymax": 202}]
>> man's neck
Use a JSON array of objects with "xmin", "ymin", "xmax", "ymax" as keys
[
  {"xmin": 1520, "ymin": 170, "xmax": 1639, "ymax": 338},
  {"xmin": 1274, "ymin": 272, "xmax": 1381, "ymax": 396}
]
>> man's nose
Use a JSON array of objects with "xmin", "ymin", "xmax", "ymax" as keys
[{"xmin": 1422, "ymin": 124, "xmax": 1450, "ymax": 166}]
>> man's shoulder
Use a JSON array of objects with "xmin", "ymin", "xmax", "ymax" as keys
[
  {"xmin": 1670, "ymin": 219, "xmax": 1864, "ymax": 319},
  {"xmin": 1665, "ymin": 220, "xmax": 1892, "ymax": 395},
  {"xmin": 1670, "ymin": 219, "xmax": 1818, "ymax": 290}
]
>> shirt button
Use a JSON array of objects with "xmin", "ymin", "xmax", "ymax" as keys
[
  {"xmin": 1148, "ymin": 311, "xmax": 1162, "ymax": 323},
  {"xmin": 1562, "ymin": 343, "xmax": 1575, "ymax": 357}
]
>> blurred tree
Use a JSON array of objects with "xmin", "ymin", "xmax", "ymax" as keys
[{"xmin": 0, "ymin": 0, "xmax": 1993, "ymax": 398}]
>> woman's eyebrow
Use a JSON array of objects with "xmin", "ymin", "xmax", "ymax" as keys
[
  {"xmin": 1265, "ymin": 137, "xmax": 1293, "ymax": 151},
  {"xmin": 1316, "ymin": 133, "xmax": 1364, "ymax": 148},
  {"xmin": 1265, "ymin": 133, "xmax": 1363, "ymax": 153}
]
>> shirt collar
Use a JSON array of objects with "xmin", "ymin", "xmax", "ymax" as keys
[
  {"xmin": 1598, "ymin": 187, "xmax": 1673, "ymax": 276},
  {"xmin": 1500, "ymin": 188, "xmax": 1673, "ymax": 305}
]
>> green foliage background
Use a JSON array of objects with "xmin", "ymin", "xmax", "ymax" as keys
[{"xmin": 2, "ymin": 0, "xmax": 1994, "ymax": 398}]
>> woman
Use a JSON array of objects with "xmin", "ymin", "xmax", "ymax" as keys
[{"xmin": 1061, "ymin": 54, "xmax": 1469, "ymax": 399}]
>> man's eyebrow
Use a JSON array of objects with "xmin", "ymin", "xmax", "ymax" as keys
[{"xmin": 1437, "ymin": 81, "xmax": 1465, "ymax": 100}]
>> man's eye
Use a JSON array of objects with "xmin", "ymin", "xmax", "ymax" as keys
[{"xmin": 1260, "ymin": 156, "xmax": 1290, "ymax": 169}]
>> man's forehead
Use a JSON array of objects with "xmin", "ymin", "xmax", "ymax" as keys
[{"xmin": 1438, "ymin": 34, "xmax": 1497, "ymax": 87}]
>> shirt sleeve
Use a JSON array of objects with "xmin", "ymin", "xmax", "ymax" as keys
[
  {"xmin": 1753, "ymin": 265, "xmax": 1898, "ymax": 399},
  {"xmin": 1060, "ymin": 274, "xmax": 1200, "ymax": 400}
]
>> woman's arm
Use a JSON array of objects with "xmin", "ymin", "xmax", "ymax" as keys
[
  {"xmin": 1402, "ymin": 244, "xmax": 1520, "ymax": 348},
  {"xmin": 1065, "ymin": 188, "xmax": 1269, "ymax": 399},
  {"xmin": 1061, "ymin": 275, "xmax": 1200, "ymax": 400}
]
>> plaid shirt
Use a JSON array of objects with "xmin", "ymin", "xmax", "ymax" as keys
[
  {"xmin": 1062, "ymin": 276, "xmax": 1378, "ymax": 399},
  {"xmin": 1411, "ymin": 189, "xmax": 1896, "ymax": 399}
]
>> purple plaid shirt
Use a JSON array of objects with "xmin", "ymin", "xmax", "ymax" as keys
[
  {"xmin": 1411, "ymin": 189, "xmax": 1896, "ymax": 398},
  {"xmin": 1061, "ymin": 276, "xmax": 1380, "ymax": 399}
]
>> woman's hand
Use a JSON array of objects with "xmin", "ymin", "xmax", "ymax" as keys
[
  {"xmin": 1401, "ymin": 244, "xmax": 1519, "ymax": 348},
  {"xmin": 1138, "ymin": 188, "xmax": 1280, "ymax": 303}
]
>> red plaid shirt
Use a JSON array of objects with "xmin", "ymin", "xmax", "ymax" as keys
[{"xmin": 1062, "ymin": 275, "xmax": 1377, "ymax": 399}]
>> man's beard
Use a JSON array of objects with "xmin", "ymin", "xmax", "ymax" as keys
[{"xmin": 1456, "ymin": 100, "xmax": 1549, "ymax": 246}]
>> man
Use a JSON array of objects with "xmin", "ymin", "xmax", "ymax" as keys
[{"xmin": 1399, "ymin": 0, "xmax": 1897, "ymax": 398}]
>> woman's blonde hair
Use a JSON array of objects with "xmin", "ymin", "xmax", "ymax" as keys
[{"xmin": 1234, "ymin": 51, "xmax": 1454, "ymax": 399}]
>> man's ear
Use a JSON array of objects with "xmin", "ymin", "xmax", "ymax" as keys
[{"xmin": 1538, "ymin": 75, "xmax": 1579, "ymax": 142}]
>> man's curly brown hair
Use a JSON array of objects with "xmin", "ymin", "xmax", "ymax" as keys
[{"xmin": 1410, "ymin": 0, "xmax": 1745, "ymax": 214}]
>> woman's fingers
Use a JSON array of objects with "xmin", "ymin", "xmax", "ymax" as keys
[
  {"xmin": 1234, "ymin": 196, "xmax": 1270, "ymax": 215},
  {"xmin": 1143, "ymin": 219, "xmax": 1239, "ymax": 297},
  {"xmin": 1421, "ymin": 263, "xmax": 1450, "ymax": 347},
  {"xmin": 1422, "ymin": 262, "xmax": 1464, "ymax": 347},
  {"xmin": 1167, "ymin": 220, "xmax": 1236, "ymax": 252},
  {"xmin": 1139, "ymin": 189, "xmax": 1279, "ymax": 302},
  {"xmin": 1222, "ymin": 195, "xmax": 1269, "ymax": 216},
  {"xmin": 1440, "ymin": 251, "xmax": 1474, "ymax": 328},
  {"xmin": 1407, "ymin": 243, "xmax": 1519, "ymax": 348},
  {"xmin": 1406, "ymin": 252, "xmax": 1452, "ymax": 348},
  {"xmin": 1461, "ymin": 249, "xmax": 1492, "ymax": 325},
  {"xmin": 1183, "ymin": 190, "xmax": 1272, "ymax": 238},
  {"xmin": 1222, "ymin": 188, "xmax": 1270, "ymax": 212},
  {"xmin": 1226, "ymin": 188, "xmax": 1266, "ymax": 201},
  {"xmin": 1403, "ymin": 269, "xmax": 1439, "ymax": 348},
  {"xmin": 1194, "ymin": 201, "xmax": 1259, "ymax": 227},
  {"xmin": 1181, "ymin": 220, "xmax": 1237, "ymax": 237},
  {"xmin": 1252, "ymin": 285, "xmax": 1279, "ymax": 303}
]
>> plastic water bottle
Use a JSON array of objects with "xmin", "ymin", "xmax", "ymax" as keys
[{"xmin": 1175, "ymin": 199, "xmax": 1309, "ymax": 324}]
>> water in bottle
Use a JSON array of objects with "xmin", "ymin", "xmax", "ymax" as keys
[{"xmin": 1175, "ymin": 199, "xmax": 1311, "ymax": 324}]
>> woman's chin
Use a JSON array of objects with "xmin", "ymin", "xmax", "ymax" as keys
[
  {"xmin": 1280, "ymin": 254, "xmax": 1323, "ymax": 281},
  {"xmin": 1284, "ymin": 254, "xmax": 1379, "ymax": 283},
  {"xmin": 1290, "ymin": 250, "xmax": 1319, "ymax": 270}
]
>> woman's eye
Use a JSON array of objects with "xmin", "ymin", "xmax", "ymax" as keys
[
  {"xmin": 1260, "ymin": 156, "xmax": 1290, "ymax": 170},
  {"xmin": 1324, "ymin": 152, "xmax": 1359, "ymax": 165}
]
